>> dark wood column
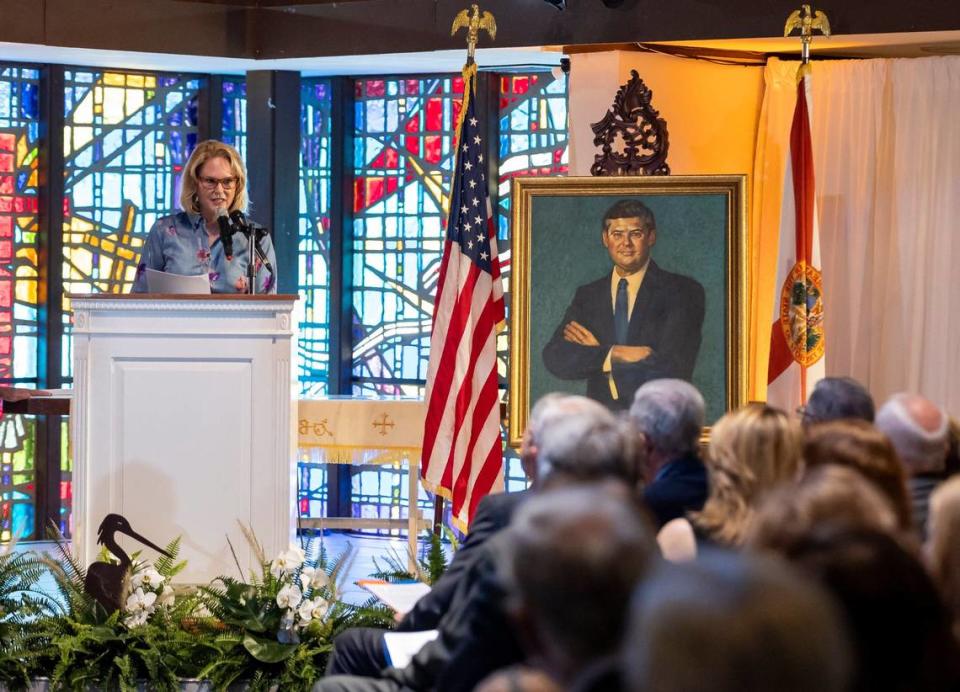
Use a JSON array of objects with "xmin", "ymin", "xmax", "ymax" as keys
[
  {"xmin": 35, "ymin": 64, "xmax": 66, "ymax": 539},
  {"xmin": 198, "ymin": 74, "xmax": 223, "ymax": 143},
  {"xmin": 245, "ymin": 70, "xmax": 300, "ymax": 294},
  {"xmin": 325, "ymin": 77, "xmax": 356, "ymax": 517}
]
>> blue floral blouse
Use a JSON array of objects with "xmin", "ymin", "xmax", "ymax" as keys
[{"xmin": 131, "ymin": 211, "xmax": 278, "ymax": 294}]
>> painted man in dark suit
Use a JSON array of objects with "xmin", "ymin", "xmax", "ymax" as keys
[{"xmin": 542, "ymin": 199, "xmax": 706, "ymax": 411}]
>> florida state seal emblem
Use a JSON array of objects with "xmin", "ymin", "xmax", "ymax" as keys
[{"xmin": 778, "ymin": 261, "xmax": 824, "ymax": 366}]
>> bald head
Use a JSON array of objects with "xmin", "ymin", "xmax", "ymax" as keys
[{"xmin": 876, "ymin": 393, "xmax": 949, "ymax": 474}]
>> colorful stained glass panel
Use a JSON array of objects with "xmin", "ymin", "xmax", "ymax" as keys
[
  {"xmin": 298, "ymin": 79, "xmax": 332, "ymax": 399},
  {"xmin": 0, "ymin": 64, "xmax": 41, "ymax": 541},
  {"xmin": 61, "ymin": 69, "xmax": 200, "ymax": 380},
  {"xmin": 351, "ymin": 75, "xmax": 463, "ymax": 397}
]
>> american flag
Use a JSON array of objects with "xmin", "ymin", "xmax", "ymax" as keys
[{"xmin": 420, "ymin": 68, "xmax": 505, "ymax": 531}]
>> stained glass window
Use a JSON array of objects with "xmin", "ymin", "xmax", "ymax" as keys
[
  {"xmin": 0, "ymin": 64, "xmax": 41, "ymax": 540},
  {"xmin": 221, "ymin": 77, "xmax": 246, "ymax": 160},
  {"xmin": 61, "ymin": 70, "xmax": 201, "ymax": 380},
  {"xmin": 297, "ymin": 78, "xmax": 333, "ymax": 519},
  {"xmin": 351, "ymin": 76, "xmax": 463, "ymax": 398},
  {"xmin": 299, "ymin": 79, "xmax": 332, "ymax": 398}
]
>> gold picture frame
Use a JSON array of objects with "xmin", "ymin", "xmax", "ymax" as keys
[{"xmin": 508, "ymin": 175, "xmax": 748, "ymax": 447}]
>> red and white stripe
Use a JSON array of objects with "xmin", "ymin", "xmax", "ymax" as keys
[
  {"xmin": 421, "ymin": 207, "xmax": 505, "ymax": 530},
  {"xmin": 767, "ymin": 67, "xmax": 825, "ymax": 410}
]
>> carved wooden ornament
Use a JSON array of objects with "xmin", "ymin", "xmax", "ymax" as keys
[{"xmin": 591, "ymin": 70, "xmax": 670, "ymax": 176}]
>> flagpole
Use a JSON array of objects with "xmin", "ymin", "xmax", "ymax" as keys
[{"xmin": 425, "ymin": 4, "xmax": 498, "ymax": 536}]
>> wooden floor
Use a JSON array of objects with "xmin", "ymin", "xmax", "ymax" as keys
[{"xmin": 13, "ymin": 531, "xmax": 444, "ymax": 607}]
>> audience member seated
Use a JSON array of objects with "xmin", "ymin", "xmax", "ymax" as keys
[
  {"xmin": 479, "ymin": 485, "xmax": 655, "ymax": 692},
  {"xmin": 803, "ymin": 419, "xmax": 914, "ymax": 531},
  {"xmin": 659, "ymin": 403, "xmax": 802, "ymax": 559},
  {"xmin": 622, "ymin": 550, "xmax": 850, "ymax": 692},
  {"xmin": 776, "ymin": 527, "xmax": 960, "ymax": 692},
  {"xmin": 800, "ymin": 376, "xmax": 875, "ymax": 427},
  {"xmin": 314, "ymin": 396, "xmax": 641, "ymax": 692},
  {"xmin": 926, "ymin": 476, "xmax": 960, "ymax": 640},
  {"xmin": 628, "ymin": 379, "xmax": 708, "ymax": 529},
  {"xmin": 876, "ymin": 393, "xmax": 951, "ymax": 537},
  {"xmin": 746, "ymin": 465, "xmax": 901, "ymax": 553},
  {"xmin": 324, "ymin": 394, "xmax": 579, "ymax": 677}
]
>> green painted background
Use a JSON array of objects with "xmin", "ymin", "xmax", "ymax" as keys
[{"xmin": 525, "ymin": 193, "xmax": 729, "ymax": 424}]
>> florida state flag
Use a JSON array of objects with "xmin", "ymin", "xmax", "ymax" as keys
[{"xmin": 767, "ymin": 65, "xmax": 825, "ymax": 410}]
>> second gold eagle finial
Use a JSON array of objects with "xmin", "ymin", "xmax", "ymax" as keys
[
  {"xmin": 784, "ymin": 4, "xmax": 831, "ymax": 63},
  {"xmin": 451, "ymin": 4, "xmax": 497, "ymax": 64}
]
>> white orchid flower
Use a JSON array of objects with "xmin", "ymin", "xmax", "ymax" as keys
[
  {"xmin": 286, "ymin": 544, "xmax": 306, "ymax": 566},
  {"xmin": 123, "ymin": 611, "xmax": 150, "ymax": 628},
  {"xmin": 297, "ymin": 597, "xmax": 330, "ymax": 624},
  {"xmin": 299, "ymin": 565, "xmax": 331, "ymax": 591},
  {"xmin": 132, "ymin": 567, "xmax": 164, "ymax": 590},
  {"xmin": 276, "ymin": 583, "xmax": 303, "ymax": 609},
  {"xmin": 270, "ymin": 546, "xmax": 306, "ymax": 578},
  {"xmin": 125, "ymin": 587, "xmax": 158, "ymax": 613}
]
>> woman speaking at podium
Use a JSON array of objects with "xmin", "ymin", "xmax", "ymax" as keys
[{"xmin": 131, "ymin": 139, "xmax": 277, "ymax": 294}]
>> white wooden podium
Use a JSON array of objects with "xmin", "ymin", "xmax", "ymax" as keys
[{"xmin": 70, "ymin": 294, "xmax": 298, "ymax": 584}]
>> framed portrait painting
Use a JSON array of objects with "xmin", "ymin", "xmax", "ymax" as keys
[{"xmin": 508, "ymin": 175, "xmax": 747, "ymax": 446}]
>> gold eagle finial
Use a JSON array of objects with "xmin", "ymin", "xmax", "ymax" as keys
[
  {"xmin": 784, "ymin": 5, "xmax": 831, "ymax": 63},
  {"xmin": 451, "ymin": 4, "xmax": 497, "ymax": 64}
]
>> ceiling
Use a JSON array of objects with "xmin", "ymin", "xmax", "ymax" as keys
[
  {"xmin": 0, "ymin": 41, "xmax": 563, "ymax": 76},
  {"xmin": 651, "ymin": 30, "xmax": 960, "ymax": 60}
]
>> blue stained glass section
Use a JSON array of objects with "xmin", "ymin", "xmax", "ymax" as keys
[{"xmin": 221, "ymin": 77, "xmax": 246, "ymax": 160}]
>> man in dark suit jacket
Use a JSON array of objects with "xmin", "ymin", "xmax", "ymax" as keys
[
  {"xmin": 324, "ymin": 489, "xmax": 526, "ymax": 677},
  {"xmin": 323, "ymin": 393, "xmax": 581, "ymax": 678},
  {"xmin": 542, "ymin": 199, "xmax": 705, "ymax": 411},
  {"xmin": 628, "ymin": 378, "xmax": 708, "ymax": 529},
  {"xmin": 315, "ymin": 395, "xmax": 641, "ymax": 692}
]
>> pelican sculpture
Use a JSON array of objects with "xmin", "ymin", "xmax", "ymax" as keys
[{"xmin": 84, "ymin": 514, "xmax": 172, "ymax": 613}]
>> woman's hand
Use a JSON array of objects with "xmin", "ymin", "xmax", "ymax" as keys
[{"xmin": 234, "ymin": 276, "xmax": 248, "ymax": 293}]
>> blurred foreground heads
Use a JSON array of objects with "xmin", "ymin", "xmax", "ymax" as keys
[
  {"xmin": 623, "ymin": 550, "xmax": 851, "ymax": 692},
  {"xmin": 501, "ymin": 485, "xmax": 656, "ymax": 690}
]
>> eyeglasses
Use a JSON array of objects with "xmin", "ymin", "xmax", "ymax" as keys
[
  {"xmin": 607, "ymin": 228, "xmax": 650, "ymax": 243},
  {"xmin": 198, "ymin": 175, "xmax": 238, "ymax": 191}
]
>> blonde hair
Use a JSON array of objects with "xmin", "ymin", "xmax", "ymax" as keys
[
  {"xmin": 691, "ymin": 403, "xmax": 803, "ymax": 546},
  {"xmin": 927, "ymin": 476, "xmax": 960, "ymax": 635},
  {"xmin": 179, "ymin": 139, "xmax": 248, "ymax": 214}
]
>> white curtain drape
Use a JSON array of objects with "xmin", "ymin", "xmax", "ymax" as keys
[{"xmin": 755, "ymin": 57, "xmax": 960, "ymax": 413}]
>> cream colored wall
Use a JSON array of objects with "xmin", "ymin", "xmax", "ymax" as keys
[{"xmin": 569, "ymin": 50, "xmax": 765, "ymax": 176}]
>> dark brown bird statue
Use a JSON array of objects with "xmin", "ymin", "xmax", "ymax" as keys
[{"xmin": 84, "ymin": 514, "xmax": 172, "ymax": 613}]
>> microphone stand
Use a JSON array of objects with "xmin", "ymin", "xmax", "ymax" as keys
[
  {"xmin": 232, "ymin": 217, "xmax": 274, "ymax": 295},
  {"xmin": 246, "ymin": 224, "xmax": 257, "ymax": 296}
]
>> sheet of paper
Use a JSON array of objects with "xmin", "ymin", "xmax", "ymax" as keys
[
  {"xmin": 145, "ymin": 268, "xmax": 211, "ymax": 294},
  {"xmin": 383, "ymin": 630, "xmax": 439, "ymax": 669},
  {"xmin": 356, "ymin": 579, "xmax": 432, "ymax": 616}
]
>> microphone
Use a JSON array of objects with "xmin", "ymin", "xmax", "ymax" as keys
[
  {"xmin": 232, "ymin": 211, "xmax": 274, "ymax": 276},
  {"xmin": 216, "ymin": 207, "xmax": 235, "ymax": 260}
]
